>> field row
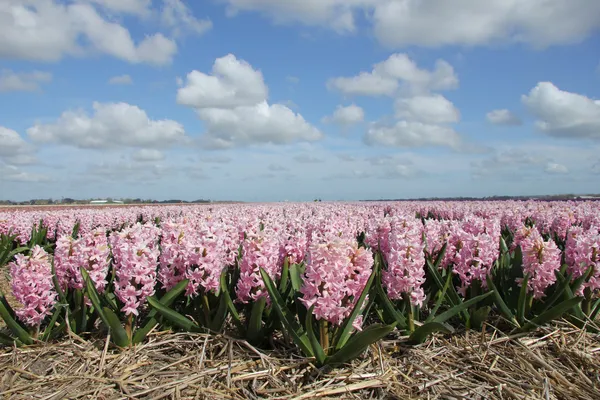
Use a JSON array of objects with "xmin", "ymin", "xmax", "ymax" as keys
[{"xmin": 0, "ymin": 202, "xmax": 598, "ymax": 367}]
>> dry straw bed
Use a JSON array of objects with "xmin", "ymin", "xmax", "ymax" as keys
[{"xmin": 0, "ymin": 321, "xmax": 598, "ymax": 400}]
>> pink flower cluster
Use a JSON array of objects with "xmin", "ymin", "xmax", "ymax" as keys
[
  {"xmin": 446, "ymin": 217, "xmax": 500, "ymax": 295},
  {"xmin": 520, "ymin": 227, "xmax": 561, "ymax": 299},
  {"xmin": 300, "ymin": 228, "xmax": 373, "ymax": 327},
  {"xmin": 9, "ymin": 246, "xmax": 57, "ymax": 327},
  {"xmin": 565, "ymin": 226, "xmax": 600, "ymax": 294},
  {"xmin": 54, "ymin": 228, "xmax": 110, "ymax": 293},
  {"xmin": 382, "ymin": 217, "xmax": 426, "ymax": 306},
  {"xmin": 236, "ymin": 228, "xmax": 281, "ymax": 303},
  {"xmin": 109, "ymin": 223, "xmax": 160, "ymax": 316}
]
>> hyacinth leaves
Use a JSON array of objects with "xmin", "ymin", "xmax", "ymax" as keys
[
  {"xmin": 81, "ymin": 269, "xmax": 190, "ymax": 347},
  {"xmin": 260, "ymin": 267, "xmax": 395, "ymax": 367}
]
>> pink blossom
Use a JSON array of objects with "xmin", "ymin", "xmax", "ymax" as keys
[
  {"xmin": 520, "ymin": 227, "xmax": 561, "ymax": 299},
  {"xmin": 9, "ymin": 246, "xmax": 57, "ymax": 327}
]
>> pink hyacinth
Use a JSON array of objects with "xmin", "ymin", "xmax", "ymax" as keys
[
  {"xmin": 520, "ymin": 228, "xmax": 561, "ymax": 299},
  {"xmin": 300, "ymin": 229, "xmax": 373, "ymax": 327},
  {"xmin": 446, "ymin": 217, "xmax": 500, "ymax": 295},
  {"xmin": 382, "ymin": 217, "xmax": 426, "ymax": 306},
  {"xmin": 54, "ymin": 228, "xmax": 110, "ymax": 293},
  {"xmin": 9, "ymin": 246, "xmax": 57, "ymax": 327},
  {"xmin": 236, "ymin": 228, "xmax": 281, "ymax": 303},
  {"xmin": 109, "ymin": 223, "xmax": 160, "ymax": 316},
  {"xmin": 565, "ymin": 226, "xmax": 600, "ymax": 294}
]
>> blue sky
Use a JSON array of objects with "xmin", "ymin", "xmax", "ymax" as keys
[{"xmin": 1, "ymin": 0, "xmax": 600, "ymax": 202}]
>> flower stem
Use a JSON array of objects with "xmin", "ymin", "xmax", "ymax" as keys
[{"xmin": 319, "ymin": 319, "xmax": 329, "ymax": 354}]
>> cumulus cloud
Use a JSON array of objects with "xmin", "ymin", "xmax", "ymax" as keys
[
  {"xmin": 0, "ymin": 126, "xmax": 36, "ymax": 164},
  {"xmin": 108, "ymin": 74, "xmax": 133, "ymax": 85},
  {"xmin": 0, "ymin": 69, "xmax": 52, "ymax": 92},
  {"xmin": 395, "ymin": 94, "xmax": 460, "ymax": 124},
  {"xmin": 221, "ymin": 0, "xmax": 600, "ymax": 48},
  {"xmin": 0, "ymin": 163, "xmax": 51, "ymax": 183},
  {"xmin": 132, "ymin": 149, "xmax": 165, "ymax": 162},
  {"xmin": 522, "ymin": 82, "xmax": 600, "ymax": 139},
  {"xmin": 160, "ymin": 0, "xmax": 213, "ymax": 37},
  {"xmin": 365, "ymin": 121, "xmax": 461, "ymax": 149},
  {"xmin": 27, "ymin": 102, "xmax": 187, "ymax": 149},
  {"xmin": 486, "ymin": 109, "xmax": 522, "ymax": 125},
  {"xmin": 177, "ymin": 54, "xmax": 268, "ymax": 108},
  {"xmin": 322, "ymin": 104, "xmax": 364, "ymax": 125},
  {"xmin": 178, "ymin": 54, "xmax": 322, "ymax": 148},
  {"xmin": 327, "ymin": 53, "xmax": 458, "ymax": 96},
  {"xmin": 223, "ymin": 0, "xmax": 360, "ymax": 34},
  {"xmin": 0, "ymin": 0, "xmax": 212, "ymax": 65}
]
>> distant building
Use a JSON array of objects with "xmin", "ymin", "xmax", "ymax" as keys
[{"xmin": 90, "ymin": 199, "xmax": 124, "ymax": 205}]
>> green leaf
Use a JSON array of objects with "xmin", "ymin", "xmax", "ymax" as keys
[
  {"xmin": 219, "ymin": 269, "xmax": 244, "ymax": 332},
  {"xmin": 521, "ymin": 297, "xmax": 583, "ymax": 333},
  {"xmin": 133, "ymin": 279, "xmax": 189, "ymax": 344},
  {"xmin": 7, "ymin": 247, "xmax": 29, "ymax": 262},
  {"xmin": 279, "ymin": 257, "xmax": 290, "ymax": 294},
  {"xmin": 41, "ymin": 304, "xmax": 65, "ymax": 342},
  {"xmin": 147, "ymin": 296, "xmax": 202, "ymax": 333},
  {"xmin": 470, "ymin": 306, "xmax": 491, "ymax": 330},
  {"xmin": 486, "ymin": 274, "xmax": 519, "ymax": 327},
  {"xmin": 102, "ymin": 307, "xmax": 130, "ymax": 347},
  {"xmin": 259, "ymin": 268, "xmax": 313, "ymax": 357},
  {"xmin": 289, "ymin": 263, "xmax": 304, "ymax": 292},
  {"xmin": 305, "ymin": 307, "xmax": 326, "ymax": 366},
  {"xmin": 538, "ymin": 271, "xmax": 571, "ymax": 315},
  {"xmin": 81, "ymin": 268, "xmax": 110, "ymax": 329},
  {"xmin": 432, "ymin": 291, "xmax": 494, "ymax": 324},
  {"xmin": 374, "ymin": 273, "xmax": 407, "ymax": 328},
  {"xmin": 333, "ymin": 268, "xmax": 376, "ymax": 351},
  {"xmin": 50, "ymin": 260, "xmax": 67, "ymax": 305},
  {"xmin": 589, "ymin": 298, "xmax": 600, "ymax": 321},
  {"xmin": 324, "ymin": 323, "xmax": 395, "ymax": 367},
  {"xmin": 247, "ymin": 296, "xmax": 266, "ymax": 343},
  {"xmin": 426, "ymin": 258, "xmax": 464, "ymax": 319},
  {"xmin": 432, "ymin": 242, "xmax": 448, "ymax": 270},
  {"xmin": 0, "ymin": 298, "xmax": 33, "ymax": 345},
  {"xmin": 555, "ymin": 272, "xmax": 585, "ymax": 319},
  {"xmin": 0, "ymin": 331, "xmax": 19, "ymax": 346},
  {"xmin": 208, "ymin": 291, "xmax": 229, "ymax": 333},
  {"xmin": 570, "ymin": 266, "xmax": 593, "ymax": 296},
  {"xmin": 408, "ymin": 322, "xmax": 453, "ymax": 344},
  {"xmin": 0, "ymin": 290, "xmax": 17, "ymax": 321},
  {"xmin": 517, "ymin": 274, "xmax": 530, "ymax": 325},
  {"xmin": 426, "ymin": 269, "xmax": 452, "ymax": 323}
]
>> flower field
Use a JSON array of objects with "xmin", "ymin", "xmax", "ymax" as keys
[{"xmin": 0, "ymin": 201, "xmax": 599, "ymax": 398}]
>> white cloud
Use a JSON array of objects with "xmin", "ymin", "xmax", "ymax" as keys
[
  {"xmin": 132, "ymin": 149, "xmax": 165, "ymax": 162},
  {"xmin": 27, "ymin": 102, "xmax": 187, "ymax": 149},
  {"xmin": 0, "ymin": 126, "xmax": 36, "ymax": 165},
  {"xmin": 0, "ymin": 1, "xmax": 180, "ymax": 65},
  {"xmin": 197, "ymin": 102, "xmax": 322, "ymax": 149},
  {"xmin": 0, "ymin": 163, "xmax": 50, "ymax": 182},
  {"xmin": 108, "ymin": 74, "xmax": 133, "ymax": 85},
  {"xmin": 486, "ymin": 109, "xmax": 522, "ymax": 125},
  {"xmin": 364, "ymin": 121, "xmax": 461, "ymax": 149},
  {"xmin": 371, "ymin": 0, "xmax": 600, "ymax": 49},
  {"xmin": 322, "ymin": 104, "xmax": 364, "ymax": 125},
  {"xmin": 522, "ymin": 82, "xmax": 600, "ymax": 139},
  {"xmin": 545, "ymin": 162, "xmax": 569, "ymax": 174},
  {"xmin": 161, "ymin": 0, "xmax": 213, "ymax": 37},
  {"xmin": 178, "ymin": 54, "xmax": 322, "ymax": 148},
  {"xmin": 223, "ymin": 0, "xmax": 363, "ymax": 34},
  {"xmin": 268, "ymin": 163, "xmax": 289, "ymax": 172},
  {"xmin": 327, "ymin": 53, "xmax": 458, "ymax": 96},
  {"xmin": 81, "ymin": 0, "xmax": 151, "ymax": 16},
  {"xmin": 395, "ymin": 94, "xmax": 460, "ymax": 124},
  {"xmin": 177, "ymin": 54, "xmax": 268, "ymax": 108},
  {"xmin": 200, "ymin": 155, "xmax": 233, "ymax": 164},
  {"xmin": 221, "ymin": 0, "xmax": 600, "ymax": 48},
  {"xmin": 0, "ymin": 69, "xmax": 52, "ymax": 92}
]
